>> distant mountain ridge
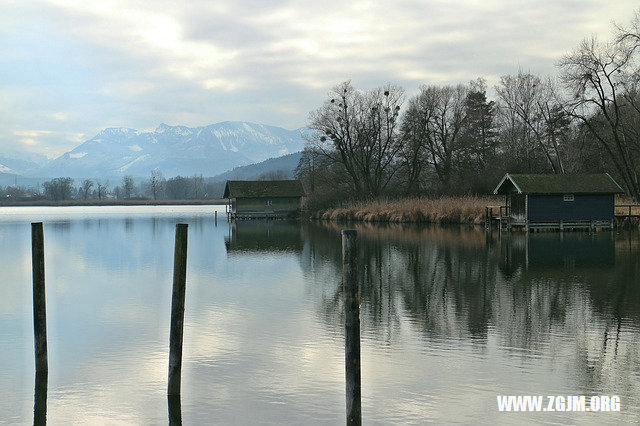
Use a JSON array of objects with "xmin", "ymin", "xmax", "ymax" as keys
[
  {"xmin": 0, "ymin": 156, "xmax": 43, "ymax": 175},
  {"xmin": 212, "ymin": 152, "xmax": 302, "ymax": 181},
  {"xmin": 30, "ymin": 121, "xmax": 307, "ymax": 178}
]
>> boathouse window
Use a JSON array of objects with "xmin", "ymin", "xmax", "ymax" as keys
[
  {"xmin": 564, "ymin": 194, "xmax": 574, "ymax": 202},
  {"xmin": 265, "ymin": 200, "xmax": 272, "ymax": 206}
]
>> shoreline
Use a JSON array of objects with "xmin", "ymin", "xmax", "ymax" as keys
[{"xmin": 0, "ymin": 199, "xmax": 227, "ymax": 207}]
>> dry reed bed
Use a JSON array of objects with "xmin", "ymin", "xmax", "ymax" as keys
[{"xmin": 312, "ymin": 196, "xmax": 498, "ymax": 225}]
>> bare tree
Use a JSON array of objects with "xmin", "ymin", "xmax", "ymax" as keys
[
  {"xmin": 148, "ymin": 170, "xmax": 164, "ymax": 200},
  {"xmin": 122, "ymin": 175, "xmax": 135, "ymax": 199},
  {"xmin": 558, "ymin": 35, "xmax": 640, "ymax": 199},
  {"xmin": 496, "ymin": 72, "xmax": 568, "ymax": 173},
  {"xmin": 81, "ymin": 179, "xmax": 94, "ymax": 200},
  {"xmin": 615, "ymin": 9, "xmax": 640, "ymax": 50},
  {"xmin": 308, "ymin": 81, "xmax": 404, "ymax": 197},
  {"xmin": 43, "ymin": 177, "xmax": 74, "ymax": 201},
  {"xmin": 96, "ymin": 181, "xmax": 108, "ymax": 200},
  {"xmin": 295, "ymin": 147, "xmax": 320, "ymax": 193},
  {"xmin": 402, "ymin": 84, "xmax": 467, "ymax": 189}
]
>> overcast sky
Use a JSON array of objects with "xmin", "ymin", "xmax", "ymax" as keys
[{"xmin": 1, "ymin": 0, "xmax": 638, "ymax": 159}]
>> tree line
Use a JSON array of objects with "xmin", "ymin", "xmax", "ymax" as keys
[
  {"xmin": 0, "ymin": 169, "xmax": 292, "ymax": 202},
  {"xmin": 296, "ymin": 11, "xmax": 640, "ymax": 205},
  {"xmin": 0, "ymin": 173, "xmax": 225, "ymax": 202}
]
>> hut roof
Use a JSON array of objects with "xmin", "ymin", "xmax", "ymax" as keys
[
  {"xmin": 493, "ymin": 173, "xmax": 624, "ymax": 195},
  {"xmin": 223, "ymin": 180, "xmax": 306, "ymax": 198}
]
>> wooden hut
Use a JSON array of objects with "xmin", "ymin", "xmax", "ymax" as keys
[
  {"xmin": 493, "ymin": 173, "xmax": 624, "ymax": 230},
  {"xmin": 223, "ymin": 180, "xmax": 305, "ymax": 219}
]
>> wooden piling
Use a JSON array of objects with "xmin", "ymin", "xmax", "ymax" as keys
[
  {"xmin": 341, "ymin": 230, "xmax": 361, "ymax": 426},
  {"xmin": 33, "ymin": 370, "xmax": 48, "ymax": 426},
  {"xmin": 168, "ymin": 224, "xmax": 188, "ymax": 396},
  {"xmin": 31, "ymin": 222, "xmax": 48, "ymax": 375},
  {"xmin": 168, "ymin": 395, "xmax": 182, "ymax": 425}
]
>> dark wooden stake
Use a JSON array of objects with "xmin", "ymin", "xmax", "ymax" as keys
[
  {"xmin": 168, "ymin": 394, "xmax": 182, "ymax": 425},
  {"xmin": 168, "ymin": 223, "xmax": 188, "ymax": 396},
  {"xmin": 31, "ymin": 222, "xmax": 48, "ymax": 375},
  {"xmin": 33, "ymin": 370, "xmax": 48, "ymax": 426},
  {"xmin": 342, "ymin": 229, "xmax": 361, "ymax": 426}
]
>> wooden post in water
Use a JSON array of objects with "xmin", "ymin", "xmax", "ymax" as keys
[
  {"xmin": 215, "ymin": 210, "xmax": 218, "ymax": 226},
  {"xmin": 33, "ymin": 371, "xmax": 48, "ymax": 426},
  {"xmin": 31, "ymin": 222, "xmax": 48, "ymax": 375},
  {"xmin": 168, "ymin": 224, "xmax": 188, "ymax": 396},
  {"xmin": 168, "ymin": 395, "xmax": 182, "ymax": 425},
  {"xmin": 341, "ymin": 230, "xmax": 361, "ymax": 426}
]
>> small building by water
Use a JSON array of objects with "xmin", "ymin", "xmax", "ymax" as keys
[
  {"xmin": 493, "ymin": 173, "xmax": 624, "ymax": 230},
  {"xmin": 223, "ymin": 180, "xmax": 305, "ymax": 219}
]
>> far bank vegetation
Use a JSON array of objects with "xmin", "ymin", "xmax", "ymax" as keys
[
  {"xmin": 311, "ymin": 196, "xmax": 496, "ymax": 225},
  {"xmin": 296, "ymin": 11, "xmax": 640, "ymax": 222}
]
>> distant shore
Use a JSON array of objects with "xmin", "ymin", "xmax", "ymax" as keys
[
  {"xmin": 0, "ymin": 199, "xmax": 227, "ymax": 207},
  {"xmin": 310, "ymin": 196, "xmax": 498, "ymax": 225}
]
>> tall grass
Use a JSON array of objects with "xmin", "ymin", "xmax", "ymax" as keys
[{"xmin": 311, "ymin": 196, "xmax": 499, "ymax": 225}]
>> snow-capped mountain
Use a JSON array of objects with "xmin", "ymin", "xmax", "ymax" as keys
[{"xmin": 34, "ymin": 121, "xmax": 307, "ymax": 178}]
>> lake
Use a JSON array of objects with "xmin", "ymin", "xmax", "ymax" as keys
[{"xmin": 1, "ymin": 206, "xmax": 639, "ymax": 424}]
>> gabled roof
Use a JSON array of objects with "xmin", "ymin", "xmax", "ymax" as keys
[
  {"xmin": 223, "ymin": 180, "xmax": 305, "ymax": 198},
  {"xmin": 493, "ymin": 173, "xmax": 624, "ymax": 195}
]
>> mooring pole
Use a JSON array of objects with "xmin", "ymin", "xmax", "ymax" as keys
[
  {"xmin": 33, "ymin": 371, "xmax": 48, "ymax": 426},
  {"xmin": 168, "ymin": 224, "xmax": 188, "ymax": 396},
  {"xmin": 168, "ymin": 395, "xmax": 182, "ymax": 425},
  {"xmin": 31, "ymin": 222, "xmax": 48, "ymax": 375},
  {"xmin": 342, "ymin": 229, "xmax": 361, "ymax": 426},
  {"xmin": 215, "ymin": 210, "xmax": 218, "ymax": 226}
]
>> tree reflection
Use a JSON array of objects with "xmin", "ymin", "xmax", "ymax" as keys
[{"xmin": 301, "ymin": 223, "xmax": 640, "ymax": 393}]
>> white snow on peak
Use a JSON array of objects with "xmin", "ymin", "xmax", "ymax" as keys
[
  {"xmin": 104, "ymin": 127, "xmax": 136, "ymax": 135},
  {"xmin": 0, "ymin": 164, "xmax": 12, "ymax": 173},
  {"xmin": 155, "ymin": 124, "xmax": 191, "ymax": 136},
  {"xmin": 175, "ymin": 127, "xmax": 192, "ymax": 136},
  {"xmin": 69, "ymin": 152, "xmax": 87, "ymax": 159},
  {"xmin": 128, "ymin": 145, "xmax": 143, "ymax": 152}
]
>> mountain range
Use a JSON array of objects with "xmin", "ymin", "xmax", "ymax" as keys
[
  {"xmin": 212, "ymin": 152, "xmax": 302, "ymax": 181},
  {"xmin": 0, "ymin": 121, "xmax": 308, "ymax": 181}
]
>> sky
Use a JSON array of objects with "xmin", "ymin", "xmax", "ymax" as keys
[{"xmin": 1, "ymin": 0, "xmax": 639, "ymax": 159}]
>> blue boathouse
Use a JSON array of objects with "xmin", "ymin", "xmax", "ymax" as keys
[{"xmin": 493, "ymin": 173, "xmax": 624, "ymax": 230}]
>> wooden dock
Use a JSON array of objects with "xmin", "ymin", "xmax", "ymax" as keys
[{"xmin": 484, "ymin": 204, "xmax": 640, "ymax": 231}]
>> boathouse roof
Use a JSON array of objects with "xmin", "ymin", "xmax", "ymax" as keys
[
  {"xmin": 493, "ymin": 173, "xmax": 624, "ymax": 195},
  {"xmin": 223, "ymin": 180, "xmax": 306, "ymax": 198}
]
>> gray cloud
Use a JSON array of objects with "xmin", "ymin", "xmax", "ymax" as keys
[{"xmin": 1, "ymin": 0, "xmax": 638, "ymax": 158}]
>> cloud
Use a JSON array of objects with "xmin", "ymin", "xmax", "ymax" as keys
[{"xmin": 1, "ymin": 0, "xmax": 638, "ymax": 158}]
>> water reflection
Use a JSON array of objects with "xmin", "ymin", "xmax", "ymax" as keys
[
  {"xmin": 300, "ymin": 223, "xmax": 640, "ymax": 420},
  {"xmin": 225, "ymin": 220, "xmax": 303, "ymax": 254},
  {"xmin": 1, "ymin": 207, "xmax": 640, "ymax": 424}
]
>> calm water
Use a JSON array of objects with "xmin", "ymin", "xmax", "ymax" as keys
[{"xmin": 1, "ymin": 206, "xmax": 640, "ymax": 424}]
